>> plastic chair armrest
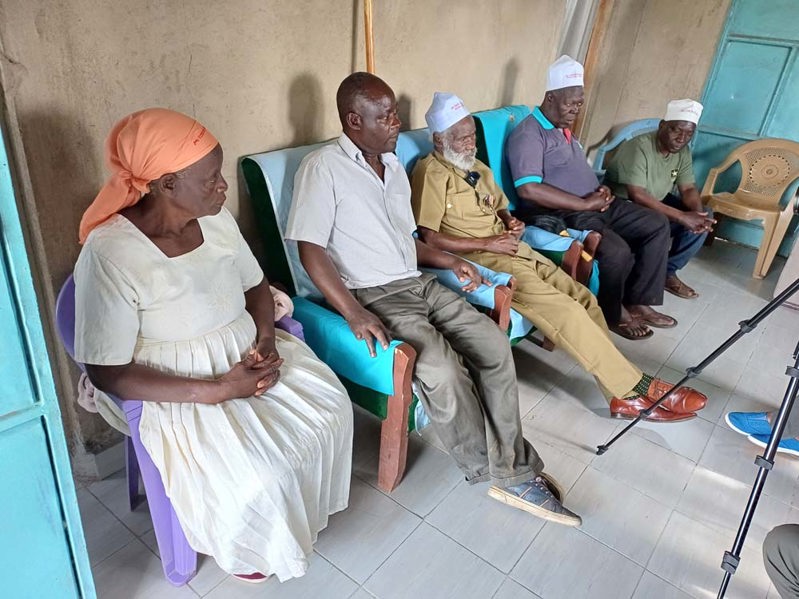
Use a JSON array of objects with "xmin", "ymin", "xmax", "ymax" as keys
[{"xmin": 292, "ymin": 296, "xmax": 400, "ymax": 396}]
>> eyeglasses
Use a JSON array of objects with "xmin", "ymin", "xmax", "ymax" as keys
[{"xmin": 464, "ymin": 171, "xmax": 481, "ymax": 188}]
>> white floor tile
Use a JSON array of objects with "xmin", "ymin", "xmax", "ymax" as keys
[
  {"xmin": 376, "ymin": 438, "xmax": 464, "ymax": 517},
  {"xmin": 350, "ymin": 589, "xmax": 377, "ymax": 599},
  {"xmin": 632, "ymin": 414, "xmax": 715, "ymax": 463},
  {"xmin": 522, "ymin": 395, "xmax": 621, "ymax": 465},
  {"xmin": 510, "ymin": 523, "xmax": 643, "ymax": 599},
  {"xmin": 426, "ymin": 480, "xmax": 545, "ymax": 573},
  {"xmin": 364, "ymin": 523, "xmax": 504, "ymax": 599},
  {"xmin": 592, "ymin": 434, "xmax": 696, "ymax": 508},
  {"xmin": 698, "ymin": 425, "xmax": 799, "ymax": 506},
  {"xmin": 315, "ymin": 478, "xmax": 421, "ymax": 583},
  {"xmin": 632, "ymin": 571, "xmax": 693, "ymax": 598},
  {"xmin": 77, "ymin": 487, "xmax": 135, "ymax": 566},
  {"xmin": 87, "ymin": 468, "xmax": 153, "ymax": 536},
  {"xmin": 675, "ymin": 466, "xmax": 792, "ymax": 548},
  {"xmin": 205, "ymin": 552, "xmax": 357, "ymax": 599},
  {"xmin": 92, "ymin": 538, "xmax": 199, "ymax": 598},
  {"xmin": 492, "ymin": 577, "xmax": 542, "ymax": 599},
  {"xmin": 187, "ymin": 555, "xmax": 229, "ymax": 596},
  {"xmin": 568, "ymin": 467, "xmax": 672, "ymax": 566},
  {"xmin": 647, "ymin": 511, "xmax": 770, "ymax": 599}
]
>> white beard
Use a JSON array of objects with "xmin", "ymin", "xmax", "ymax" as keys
[{"xmin": 442, "ymin": 145, "xmax": 477, "ymax": 171}]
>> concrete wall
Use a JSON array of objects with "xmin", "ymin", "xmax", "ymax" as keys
[
  {"xmin": 580, "ymin": 0, "xmax": 731, "ymax": 154},
  {"xmin": 0, "ymin": 0, "xmax": 565, "ymax": 471}
]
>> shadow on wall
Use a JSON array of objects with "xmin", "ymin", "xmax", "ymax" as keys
[
  {"xmin": 288, "ymin": 72, "xmax": 323, "ymax": 147},
  {"xmin": 498, "ymin": 58, "xmax": 520, "ymax": 107},
  {"xmin": 397, "ymin": 93, "xmax": 412, "ymax": 131},
  {"xmin": 15, "ymin": 107, "xmax": 118, "ymax": 453}
]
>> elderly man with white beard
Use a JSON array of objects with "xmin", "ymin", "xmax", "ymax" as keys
[{"xmin": 410, "ymin": 92, "xmax": 709, "ymax": 423}]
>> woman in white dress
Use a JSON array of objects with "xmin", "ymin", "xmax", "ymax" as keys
[{"xmin": 73, "ymin": 108, "xmax": 352, "ymax": 583}]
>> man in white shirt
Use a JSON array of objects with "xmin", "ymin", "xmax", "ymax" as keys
[{"xmin": 286, "ymin": 72, "xmax": 580, "ymax": 526}]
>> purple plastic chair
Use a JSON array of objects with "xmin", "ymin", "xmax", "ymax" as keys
[{"xmin": 56, "ymin": 275, "xmax": 303, "ymax": 586}]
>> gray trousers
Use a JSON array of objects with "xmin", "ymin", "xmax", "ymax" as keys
[
  {"xmin": 353, "ymin": 274, "xmax": 544, "ymax": 487},
  {"xmin": 764, "ymin": 524, "xmax": 799, "ymax": 598}
]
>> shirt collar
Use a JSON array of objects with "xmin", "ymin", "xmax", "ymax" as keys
[
  {"xmin": 533, "ymin": 106, "xmax": 555, "ymax": 130},
  {"xmin": 337, "ymin": 132, "xmax": 398, "ymax": 167}
]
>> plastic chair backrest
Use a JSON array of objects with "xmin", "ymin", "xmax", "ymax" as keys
[
  {"xmin": 712, "ymin": 138, "xmax": 799, "ymax": 208},
  {"xmin": 396, "ymin": 128, "xmax": 434, "ymax": 174},
  {"xmin": 472, "ymin": 105, "xmax": 532, "ymax": 210},
  {"xmin": 593, "ymin": 118, "xmax": 661, "ymax": 179},
  {"xmin": 242, "ymin": 141, "xmax": 330, "ymax": 298}
]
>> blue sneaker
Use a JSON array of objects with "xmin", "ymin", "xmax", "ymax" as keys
[
  {"xmin": 747, "ymin": 434, "xmax": 799, "ymax": 458},
  {"xmin": 488, "ymin": 474, "xmax": 581, "ymax": 527},
  {"xmin": 725, "ymin": 412, "xmax": 772, "ymax": 437}
]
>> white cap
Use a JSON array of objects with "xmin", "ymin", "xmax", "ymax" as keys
[
  {"xmin": 425, "ymin": 92, "xmax": 471, "ymax": 133},
  {"xmin": 664, "ymin": 99, "xmax": 703, "ymax": 124},
  {"xmin": 546, "ymin": 55, "xmax": 584, "ymax": 92}
]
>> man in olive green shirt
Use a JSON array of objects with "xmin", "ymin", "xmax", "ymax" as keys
[{"xmin": 605, "ymin": 99, "xmax": 715, "ymax": 299}]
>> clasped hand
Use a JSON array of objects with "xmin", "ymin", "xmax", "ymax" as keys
[
  {"xmin": 585, "ymin": 186, "xmax": 615, "ymax": 212},
  {"xmin": 216, "ymin": 343, "xmax": 284, "ymax": 400}
]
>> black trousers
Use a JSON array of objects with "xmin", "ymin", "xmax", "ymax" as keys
[{"xmin": 523, "ymin": 200, "xmax": 671, "ymax": 325}]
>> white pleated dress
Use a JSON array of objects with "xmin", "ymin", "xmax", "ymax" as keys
[{"xmin": 74, "ymin": 207, "xmax": 352, "ymax": 581}]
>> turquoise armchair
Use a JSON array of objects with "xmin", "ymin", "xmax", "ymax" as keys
[{"xmin": 241, "ymin": 142, "xmax": 514, "ymax": 492}]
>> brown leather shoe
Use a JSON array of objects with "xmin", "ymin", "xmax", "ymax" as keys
[
  {"xmin": 610, "ymin": 396, "xmax": 697, "ymax": 422},
  {"xmin": 645, "ymin": 378, "xmax": 708, "ymax": 413}
]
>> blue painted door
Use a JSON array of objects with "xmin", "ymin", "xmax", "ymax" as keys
[
  {"xmin": 0, "ymin": 124, "xmax": 95, "ymax": 596},
  {"xmin": 694, "ymin": 0, "xmax": 799, "ymax": 256}
]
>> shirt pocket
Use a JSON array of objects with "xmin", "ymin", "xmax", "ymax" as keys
[{"xmin": 446, "ymin": 190, "xmax": 485, "ymax": 221}]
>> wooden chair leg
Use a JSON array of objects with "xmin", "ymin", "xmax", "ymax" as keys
[
  {"xmin": 377, "ymin": 343, "xmax": 417, "ymax": 493},
  {"xmin": 489, "ymin": 284, "xmax": 513, "ymax": 332}
]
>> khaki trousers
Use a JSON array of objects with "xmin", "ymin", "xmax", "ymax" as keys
[
  {"xmin": 460, "ymin": 248, "xmax": 642, "ymax": 399},
  {"xmin": 353, "ymin": 274, "xmax": 544, "ymax": 487},
  {"xmin": 764, "ymin": 524, "xmax": 799, "ymax": 598}
]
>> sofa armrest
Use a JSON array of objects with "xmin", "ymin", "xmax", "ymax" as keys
[
  {"xmin": 292, "ymin": 296, "xmax": 402, "ymax": 396},
  {"xmin": 421, "ymin": 258, "xmax": 512, "ymax": 311}
]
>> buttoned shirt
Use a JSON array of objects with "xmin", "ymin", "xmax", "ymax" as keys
[
  {"xmin": 411, "ymin": 152, "xmax": 536, "ymax": 260},
  {"xmin": 506, "ymin": 106, "xmax": 600, "ymax": 219},
  {"xmin": 285, "ymin": 133, "xmax": 420, "ymax": 289}
]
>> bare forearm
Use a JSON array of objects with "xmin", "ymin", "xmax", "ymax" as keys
[
  {"xmin": 414, "ymin": 237, "xmax": 459, "ymax": 269},
  {"xmin": 298, "ymin": 241, "xmax": 364, "ymax": 319},
  {"xmin": 417, "ymin": 226, "xmax": 487, "ymax": 254},
  {"xmin": 85, "ymin": 362, "xmax": 226, "ymax": 404},
  {"xmin": 245, "ymin": 278, "xmax": 276, "ymax": 345},
  {"xmin": 627, "ymin": 186, "xmax": 685, "ymax": 222},
  {"xmin": 516, "ymin": 182, "xmax": 588, "ymax": 211},
  {"xmin": 679, "ymin": 185, "xmax": 703, "ymax": 212}
]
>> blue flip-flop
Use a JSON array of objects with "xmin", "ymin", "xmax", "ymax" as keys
[
  {"xmin": 725, "ymin": 412, "xmax": 772, "ymax": 437},
  {"xmin": 747, "ymin": 434, "xmax": 799, "ymax": 458}
]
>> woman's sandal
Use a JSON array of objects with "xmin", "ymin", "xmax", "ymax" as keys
[{"xmin": 610, "ymin": 320, "xmax": 654, "ymax": 340}]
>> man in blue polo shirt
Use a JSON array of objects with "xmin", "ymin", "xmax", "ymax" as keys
[{"xmin": 506, "ymin": 56, "xmax": 673, "ymax": 341}]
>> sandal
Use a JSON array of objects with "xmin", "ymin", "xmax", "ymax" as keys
[
  {"xmin": 610, "ymin": 320, "xmax": 654, "ymax": 340},
  {"xmin": 627, "ymin": 306, "xmax": 678, "ymax": 329},
  {"xmin": 665, "ymin": 275, "xmax": 699, "ymax": 299}
]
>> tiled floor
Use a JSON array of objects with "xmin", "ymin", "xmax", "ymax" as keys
[{"xmin": 75, "ymin": 241, "xmax": 799, "ymax": 599}]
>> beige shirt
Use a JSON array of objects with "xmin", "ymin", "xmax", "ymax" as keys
[
  {"xmin": 411, "ymin": 153, "xmax": 536, "ymax": 260},
  {"xmin": 285, "ymin": 133, "xmax": 420, "ymax": 289}
]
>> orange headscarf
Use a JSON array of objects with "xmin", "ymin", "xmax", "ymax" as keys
[{"xmin": 78, "ymin": 108, "xmax": 219, "ymax": 243}]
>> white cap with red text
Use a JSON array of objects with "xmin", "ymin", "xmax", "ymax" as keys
[
  {"xmin": 664, "ymin": 99, "xmax": 703, "ymax": 124},
  {"xmin": 546, "ymin": 55, "xmax": 584, "ymax": 92},
  {"xmin": 425, "ymin": 92, "xmax": 471, "ymax": 133}
]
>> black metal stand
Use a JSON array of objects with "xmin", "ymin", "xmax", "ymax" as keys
[
  {"xmin": 717, "ymin": 341, "xmax": 799, "ymax": 598},
  {"xmin": 596, "ymin": 277, "xmax": 799, "ymax": 455}
]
